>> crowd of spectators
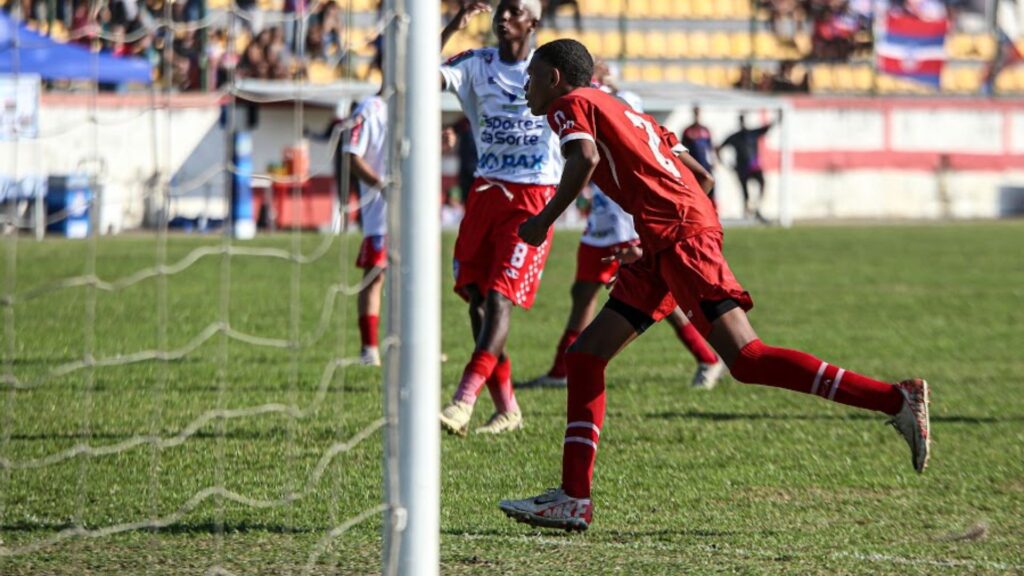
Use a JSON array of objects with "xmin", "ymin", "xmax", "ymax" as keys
[
  {"xmin": 2, "ymin": 0, "xmax": 378, "ymax": 90},
  {"xmin": 758, "ymin": 0, "xmax": 874, "ymax": 61}
]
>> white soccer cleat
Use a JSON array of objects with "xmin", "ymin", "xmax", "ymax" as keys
[
  {"xmin": 499, "ymin": 487, "xmax": 593, "ymax": 532},
  {"xmin": 517, "ymin": 374, "xmax": 568, "ymax": 388},
  {"xmin": 474, "ymin": 410, "xmax": 523, "ymax": 434},
  {"xmin": 691, "ymin": 358, "xmax": 726, "ymax": 390},
  {"xmin": 439, "ymin": 400, "xmax": 474, "ymax": 437},
  {"xmin": 889, "ymin": 378, "xmax": 931, "ymax": 473},
  {"xmin": 359, "ymin": 346, "xmax": 381, "ymax": 367}
]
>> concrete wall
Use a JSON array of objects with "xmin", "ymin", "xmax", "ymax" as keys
[
  {"xmin": 2, "ymin": 93, "xmax": 1022, "ymax": 233},
  {"xmin": 658, "ymin": 98, "xmax": 1024, "ymax": 221}
]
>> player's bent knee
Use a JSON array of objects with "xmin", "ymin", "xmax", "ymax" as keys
[{"xmin": 605, "ymin": 297, "xmax": 656, "ymax": 335}]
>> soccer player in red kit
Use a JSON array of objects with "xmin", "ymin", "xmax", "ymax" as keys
[{"xmin": 498, "ymin": 39, "xmax": 931, "ymax": 531}]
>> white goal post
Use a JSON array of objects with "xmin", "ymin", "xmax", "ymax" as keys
[{"xmin": 383, "ymin": 1, "xmax": 441, "ymax": 575}]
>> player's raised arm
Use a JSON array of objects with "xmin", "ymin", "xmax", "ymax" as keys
[{"xmin": 440, "ymin": 2, "xmax": 491, "ymax": 89}]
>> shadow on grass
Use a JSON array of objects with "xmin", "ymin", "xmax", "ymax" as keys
[
  {"xmin": 648, "ymin": 410, "xmax": 1022, "ymax": 424},
  {"xmin": 0, "ymin": 519, "xmax": 322, "ymax": 535},
  {"xmin": 442, "ymin": 526, "xmax": 740, "ymax": 539}
]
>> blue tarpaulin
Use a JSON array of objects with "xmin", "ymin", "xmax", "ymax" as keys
[{"xmin": 0, "ymin": 12, "xmax": 152, "ymax": 84}]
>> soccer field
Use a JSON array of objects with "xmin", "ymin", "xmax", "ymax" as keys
[{"xmin": 1, "ymin": 222, "xmax": 1022, "ymax": 575}]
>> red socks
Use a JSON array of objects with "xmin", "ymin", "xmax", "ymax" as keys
[
  {"xmin": 358, "ymin": 315, "xmax": 379, "ymax": 348},
  {"xmin": 548, "ymin": 329, "xmax": 580, "ymax": 379},
  {"xmin": 730, "ymin": 339, "xmax": 903, "ymax": 415},
  {"xmin": 485, "ymin": 355, "xmax": 519, "ymax": 413},
  {"xmin": 453, "ymin": 351, "xmax": 498, "ymax": 405},
  {"xmin": 562, "ymin": 350, "xmax": 608, "ymax": 499},
  {"xmin": 673, "ymin": 320, "xmax": 718, "ymax": 365}
]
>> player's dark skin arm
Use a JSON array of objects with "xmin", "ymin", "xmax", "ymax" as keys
[
  {"xmin": 518, "ymin": 139, "xmax": 600, "ymax": 246},
  {"xmin": 677, "ymin": 150, "xmax": 714, "ymax": 195},
  {"xmin": 345, "ymin": 152, "xmax": 386, "ymax": 191},
  {"xmin": 439, "ymin": 2, "xmax": 491, "ymax": 89}
]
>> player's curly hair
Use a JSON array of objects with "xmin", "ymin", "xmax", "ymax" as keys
[{"xmin": 534, "ymin": 39, "xmax": 594, "ymax": 88}]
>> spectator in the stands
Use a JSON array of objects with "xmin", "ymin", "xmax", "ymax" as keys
[
  {"xmin": 317, "ymin": 0, "xmax": 344, "ymax": 59},
  {"xmin": 766, "ymin": 60, "xmax": 810, "ymax": 93}
]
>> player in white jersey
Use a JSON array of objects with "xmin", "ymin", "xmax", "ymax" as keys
[
  {"xmin": 342, "ymin": 95, "xmax": 389, "ymax": 367},
  {"xmin": 521, "ymin": 88, "xmax": 726, "ymax": 390},
  {"xmin": 437, "ymin": 0, "xmax": 563, "ymax": 435}
]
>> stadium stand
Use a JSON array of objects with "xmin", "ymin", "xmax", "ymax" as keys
[{"xmin": 3, "ymin": 1, "xmax": 1022, "ymax": 96}]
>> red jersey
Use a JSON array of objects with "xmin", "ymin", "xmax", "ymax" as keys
[{"xmin": 546, "ymin": 87, "xmax": 720, "ymax": 253}]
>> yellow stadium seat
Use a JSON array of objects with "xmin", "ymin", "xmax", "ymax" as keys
[
  {"xmin": 706, "ymin": 66, "xmax": 731, "ymax": 88},
  {"xmin": 946, "ymin": 34, "xmax": 973, "ymax": 59},
  {"xmin": 664, "ymin": 65, "xmax": 687, "ymax": 82},
  {"xmin": 602, "ymin": 30, "xmax": 623, "ymax": 58},
  {"xmin": 625, "ymin": 30, "xmax": 646, "ymax": 58},
  {"xmin": 730, "ymin": 32, "xmax": 753, "ymax": 59},
  {"xmin": 621, "ymin": 63, "xmax": 643, "ymax": 82},
  {"xmin": 833, "ymin": 65, "xmax": 855, "ymax": 92},
  {"xmin": 732, "ymin": 0, "xmax": 752, "ymax": 19},
  {"xmin": 628, "ymin": 0, "xmax": 651, "ymax": 18},
  {"xmin": 709, "ymin": 32, "xmax": 731, "ymax": 58},
  {"xmin": 668, "ymin": 0, "xmax": 691, "ymax": 19},
  {"xmin": 811, "ymin": 65, "xmax": 835, "ymax": 92},
  {"xmin": 642, "ymin": 64, "xmax": 664, "ymax": 82},
  {"xmin": 664, "ymin": 31, "xmax": 688, "ymax": 59},
  {"xmin": 649, "ymin": 0, "xmax": 673, "ymax": 18},
  {"xmin": 601, "ymin": 0, "xmax": 625, "ymax": 16},
  {"xmin": 537, "ymin": 28, "xmax": 559, "ymax": 46},
  {"xmin": 580, "ymin": 0, "xmax": 605, "ymax": 15},
  {"xmin": 307, "ymin": 62, "xmax": 336, "ymax": 84},
  {"xmin": 957, "ymin": 67, "xmax": 981, "ymax": 93},
  {"xmin": 692, "ymin": 0, "xmax": 714, "ymax": 18},
  {"xmin": 852, "ymin": 66, "xmax": 874, "ymax": 92},
  {"xmin": 581, "ymin": 31, "xmax": 605, "ymax": 58},
  {"xmin": 686, "ymin": 66, "xmax": 708, "ymax": 85},
  {"xmin": 754, "ymin": 32, "xmax": 779, "ymax": 59},
  {"xmin": 646, "ymin": 31, "xmax": 668, "ymax": 58},
  {"xmin": 687, "ymin": 31, "xmax": 711, "ymax": 58}
]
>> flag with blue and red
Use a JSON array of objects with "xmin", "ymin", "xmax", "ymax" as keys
[{"xmin": 876, "ymin": 8, "xmax": 950, "ymax": 88}]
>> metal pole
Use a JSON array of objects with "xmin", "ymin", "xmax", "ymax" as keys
[
  {"xmin": 398, "ymin": 0, "xmax": 441, "ymax": 567},
  {"xmin": 390, "ymin": 0, "xmax": 441, "ymax": 573},
  {"xmin": 779, "ymin": 100, "xmax": 793, "ymax": 228}
]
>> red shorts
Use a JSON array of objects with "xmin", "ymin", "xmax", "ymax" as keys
[
  {"xmin": 356, "ymin": 235, "xmax": 388, "ymax": 269},
  {"xmin": 610, "ymin": 231, "xmax": 753, "ymax": 335},
  {"xmin": 575, "ymin": 241, "xmax": 638, "ymax": 285},
  {"xmin": 453, "ymin": 178, "xmax": 556, "ymax": 309}
]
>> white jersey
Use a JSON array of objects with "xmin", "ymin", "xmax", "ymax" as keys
[
  {"xmin": 440, "ymin": 47, "xmax": 562, "ymax": 186},
  {"xmin": 581, "ymin": 88, "xmax": 644, "ymax": 248},
  {"xmin": 581, "ymin": 188, "xmax": 639, "ymax": 247},
  {"xmin": 341, "ymin": 95, "xmax": 388, "ymax": 237}
]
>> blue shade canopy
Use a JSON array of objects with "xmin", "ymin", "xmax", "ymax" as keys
[{"xmin": 0, "ymin": 12, "xmax": 152, "ymax": 84}]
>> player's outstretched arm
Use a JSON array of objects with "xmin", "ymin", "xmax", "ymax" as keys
[
  {"xmin": 441, "ymin": 2, "xmax": 491, "ymax": 51},
  {"xmin": 677, "ymin": 150, "xmax": 714, "ymax": 194},
  {"xmin": 518, "ymin": 139, "xmax": 599, "ymax": 246}
]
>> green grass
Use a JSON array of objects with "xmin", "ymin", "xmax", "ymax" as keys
[{"xmin": 1, "ymin": 222, "xmax": 1023, "ymax": 575}]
